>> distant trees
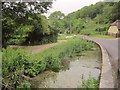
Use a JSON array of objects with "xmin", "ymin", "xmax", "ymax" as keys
[
  {"xmin": 110, "ymin": 1, "xmax": 120, "ymax": 21},
  {"xmin": 51, "ymin": 1, "xmax": 120, "ymax": 35},
  {"xmin": 49, "ymin": 11, "xmax": 65, "ymax": 20}
]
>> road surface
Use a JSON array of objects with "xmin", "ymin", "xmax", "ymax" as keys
[{"xmin": 79, "ymin": 36, "xmax": 119, "ymax": 88}]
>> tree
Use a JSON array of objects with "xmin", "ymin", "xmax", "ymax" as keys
[
  {"xmin": 49, "ymin": 11, "xmax": 65, "ymax": 21},
  {"xmin": 2, "ymin": 2, "xmax": 53, "ymax": 47},
  {"xmin": 110, "ymin": 1, "xmax": 120, "ymax": 21},
  {"xmin": 72, "ymin": 18, "xmax": 85, "ymax": 34},
  {"xmin": 48, "ymin": 11, "xmax": 65, "ymax": 33}
]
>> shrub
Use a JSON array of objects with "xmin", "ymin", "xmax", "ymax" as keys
[
  {"xmin": 42, "ymin": 52, "xmax": 61, "ymax": 71},
  {"xmin": 24, "ymin": 60, "xmax": 47, "ymax": 77},
  {"xmin": 2, "ymin": 47, "xmax": 29, "ymax": 89}
]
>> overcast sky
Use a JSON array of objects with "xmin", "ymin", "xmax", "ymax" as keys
[{"xmin": 44, "ymin": 0, "xmax": 104, "ymax": 17}]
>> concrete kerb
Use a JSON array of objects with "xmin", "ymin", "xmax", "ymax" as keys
[
  {"xmin": 80, "ymin": 37, "xmax": 114, "ymax": 88},
  {"xmin": 97, "ymin": 42, "xmax": 114, "ymax": 88}
]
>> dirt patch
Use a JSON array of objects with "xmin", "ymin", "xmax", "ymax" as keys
[{"xmin": 9, "ymin": 40, "xmax": 67, "ymax": 54}]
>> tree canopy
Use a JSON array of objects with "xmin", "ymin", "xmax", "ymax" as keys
[
  {"xmin": 48, "ymin": 11, "xmax": 65, "ymax": 34},
  {"xmin": 2, "ymin": 1, "xmax": 59, "ymax": 47}
]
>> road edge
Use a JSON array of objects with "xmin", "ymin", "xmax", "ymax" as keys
[
  {"xmin": 80, "ymin": 37, "xmax": 114, "ymax": 88},
  {"xmin": 97, "ymin": 42, "xmax": 114, "ymax": 88}
]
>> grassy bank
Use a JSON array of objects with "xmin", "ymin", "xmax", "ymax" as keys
[{"xmin": 2, "ymin": 38, "xmax": 95, "ymax": 89}]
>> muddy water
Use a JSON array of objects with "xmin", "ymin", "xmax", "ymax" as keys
[{"xmin": 30, "ymin": 47, "xmax": 101, "ymax": 88}]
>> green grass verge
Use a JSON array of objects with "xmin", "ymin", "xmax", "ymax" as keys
[{"xmin": 90, "ymin": 34, "xmax": 114, "ymax": 38}]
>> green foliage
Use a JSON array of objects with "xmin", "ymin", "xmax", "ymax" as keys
[
  {"xmin": 2, "ymin": 47, "xmax": 30, "ymax": 89},
  {"xmin": 49, "ymin": 11, "xmax": 65, "ymax": 21},
  {"xmin": 91, "ymin": 34, "xmax": 113, "ymax": 38},
  {"xmin": 24, "ymin": 38, "xmax": 94, "ymax": 77},
  {"xmin": 2, "ymin": 2, "xmax": 58, "ymax": 47},
  {"xmin": 2, "ymin": 38, "xmax": 94, "ymax": 78},
  {"xmin": 107, "ymin": 2, "xmax": 120, "ymax": 21},
  {"xmin": 2, "ymin": 48, "xmax": 26, "ymax": 76},
  {"xmin": 48, "ymin": 11, "xmax": 65, "ymax": 34},
  {"xmin": 77, "ymin": 75, "xmax": 99, "ymax": 89},
  {"xmin": 54, "ymin": 2, "xmax": 119, "ymax": 36},
  {"xmin": 16, "ymin": 80, "xmax": 31, "ymax": 90},
  {"xmin": 2, "ymin": 38, "xmax": 94, "ymax": 89},
  {"xmin": 8, "ymin": 25, "xmax": 33, "ymax": 45},
  {"xmin": 24, "ymin": 15, "xmax": 58, "ymax": 45},
  {"xmin": 81, "ymin": 77, "xmax": 99, "ymax": 89},
  {"xmin": 24, "ymin": 59, "xmax": 47, "ymax": 77}
]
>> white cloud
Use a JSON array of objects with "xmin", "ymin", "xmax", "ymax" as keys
[{"xmin": 44, "ymin": 0, "xmax": 104, "ymax": 17}]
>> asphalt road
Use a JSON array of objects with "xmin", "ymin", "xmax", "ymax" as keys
[
  {"xmin": 88, "ymin": 38, "xmax": 118, "ymax": 71},
  {"xmin": 80, "ymin": 36, "xmax": 119, "ymax": 87}
]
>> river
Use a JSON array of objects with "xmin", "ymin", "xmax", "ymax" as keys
[{"xmin": 30, "ymin": 46, "xmax": 101, "ymax": 88}]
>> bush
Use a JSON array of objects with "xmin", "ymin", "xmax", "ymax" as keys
[
  {"xmin": 24, "ymin": 32, "xmax": 58, "ymax": 45},
  {"xmin": 24, "ymin": 60, "xmax": 47, "ymax": 77},
  {"xmin": 2, "ymin": 47, "xmax": 30, "ymax": 89}
]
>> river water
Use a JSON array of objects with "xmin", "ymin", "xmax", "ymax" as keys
[{"xmin": 30, "ymin": 46, "xmax": 101, "ymax": 88}]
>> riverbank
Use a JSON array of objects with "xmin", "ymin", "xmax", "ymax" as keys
[
  {"xmin": 29, "ymin": 48, "xmax": 101, "ymax": 88},
  {"xmin": 2, "ymin": 38, "xmax": 96, "ymax": 89}
]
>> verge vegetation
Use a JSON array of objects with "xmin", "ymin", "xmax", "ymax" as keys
[{"xmin": 90, "ymin": 34, "xmax": 114, "ymax": 38}]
